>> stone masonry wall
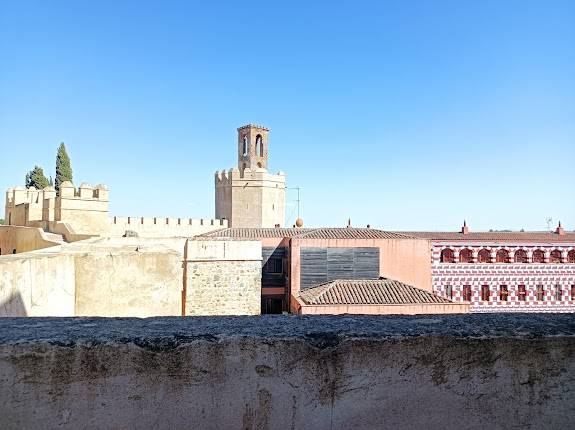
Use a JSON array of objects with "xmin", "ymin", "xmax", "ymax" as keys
[
  {"xmin": 0, "ymin": 315, "xmax": 573, "ymax": 430},
  {"xmin": 185, "ymin": 239, "xmax": 262, "ymax": 315},
  {"xmin": 186, "ymin": 260, "xmax": 261, "ymax": 315}
]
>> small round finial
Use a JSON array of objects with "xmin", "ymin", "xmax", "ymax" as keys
[{"xmin": 295, "ymin": 218, "xmax": 304, "ymax": 228}]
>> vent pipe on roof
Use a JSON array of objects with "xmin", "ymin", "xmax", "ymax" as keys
[{"xmin": 461, "ymin": 220, "xmax": 469, "ymax": 234}]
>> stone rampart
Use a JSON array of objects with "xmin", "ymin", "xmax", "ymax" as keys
[{"xmin": 0, "ymin": 315, "xmax": 573, "ymax": 429}]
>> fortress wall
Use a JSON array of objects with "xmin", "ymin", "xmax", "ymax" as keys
[
  {"xmin": 0, "ymin": 253, "xmax": 75, "ymax": 317},
  {"xmin": 108, "ymin": 217, "xmax": 227, "ymax": 237},
  {"xmin": 0, "ymin": 315, "xmax": 573, "ymax": 430}
]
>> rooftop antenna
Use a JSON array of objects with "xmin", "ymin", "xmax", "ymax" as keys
[
  {"xmin": 546, "ymin": 217, "xmax": 553, "ymax": 232},
  {"xmin": 288, "ymin": 187, "xmax": 301, "ymax": 222}
]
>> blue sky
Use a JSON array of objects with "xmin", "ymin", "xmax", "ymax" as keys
[{"xmin": 1, "ymin": 0, "xmax": 574, "ymax": 231}]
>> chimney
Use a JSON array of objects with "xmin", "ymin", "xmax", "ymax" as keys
[
  {"xmin": 461, "ymin": 220, "xmax": 469, "ymax": 235},
  {"xmin": 556, "ymin": 221, "xmax": 565, "ymax": 235},
  {"xmin": 347, "ymin": 218, "xmax": 352, "ymax": 228}
]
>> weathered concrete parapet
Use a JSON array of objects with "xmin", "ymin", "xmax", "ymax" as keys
[
  {"xmin": 185, "ymin": 237, "xmax": 262, "ymax": 261},
  {"xmin": 0, "ymin": 315, "xmax": 573, "ymax": 430},
  {"xmin": 184, "ymin": 239, "xmax": 262, "ymax": 316}
]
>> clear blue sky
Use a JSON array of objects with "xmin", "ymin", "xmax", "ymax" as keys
[{"xmin": 1, "ymin": 0, "xmax": 574, "ymax": 231}]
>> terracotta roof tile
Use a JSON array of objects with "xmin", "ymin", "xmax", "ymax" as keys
[
  {"xmin": 200, "ymin": 228, "xmax": 416, "ymax": 240},
  {"xmin": 298, "ymin": 279, "xmax": 452, "ymax": 305},
  {"xmin": 401, "ymin": 231, "xmax": 575, "ymax": 243}
]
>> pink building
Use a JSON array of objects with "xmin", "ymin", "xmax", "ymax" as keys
[{"xmin": 406, "ymin": 222, "xmax": 575, "ymax": 313}]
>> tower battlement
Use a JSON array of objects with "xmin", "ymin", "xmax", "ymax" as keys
[
  {"xmin": 5, "ymin": 181, "xmax": 110, "ymax": 235},
  {"xmin": 215, "ymin": 167, "xmax": 286, "ymax": 184}
]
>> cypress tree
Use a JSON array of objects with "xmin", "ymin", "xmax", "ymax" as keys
[
  {"xmin": 55, "ymin": 142, "xmax": 73, "ymax": 192},
  {"xmin": 25, "ymin": 165, "xmax": 50, "ymax": 189}
]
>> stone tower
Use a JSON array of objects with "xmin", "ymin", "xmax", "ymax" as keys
[{"xmin": 215, "ymin": 124, "xmax": 286, "ymax": 228}]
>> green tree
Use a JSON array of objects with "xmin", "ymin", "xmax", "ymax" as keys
[
  {"xmin": 0, "ymin": 219, "xmax": 4, "ymax": 225},
  {"xmin": 55, "ymin": 142, "xmax": 73, "ymax": 192},
  {"xmin": 25, "ymin": 165, "xmax": 50, "ymax": 189}
]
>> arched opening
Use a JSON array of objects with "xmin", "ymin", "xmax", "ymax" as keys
[
  {"xmin": 550, "ymin": 250, "xmax": 562, "ymax": 263},
  {"xmin": 255, "ymin": 134, "xmax": 263, "ymax": 157},
  {"xmin": 568, "ymin": 250, "xmax": 575, "ymax": 263},
  {"xmin": 496, "ymin": 249, "xmax": 509, "ymax": 263},
  {"xmin": 514, "ymin": 249, "xmax": 528, "ymax": 263},
  {"xmin": 463, "ymin": 285, "xmax": 472, "ymax": 301},
  {"xmin": 242, "ymin": 136, "xmax": 248, "ymax": 156},
  {"xmin": 12, "ymin": 249, "xmax": 16, "ymax": 254},
  {"xmin": 440, "ymin": 248, "xmax": 454, "ymax": 263},
  {"xmin": 532, "ymin": 249, "xmax": 545, "ymax": 263},
  {"xmin": 445, "ymin": 285, "xmax": 453, "ymax": 299},
  {"xmin": 478, "ymin": 248, "xmax": 490, "ymax": 263},
  {"xmin": 459, "ymin": 248, "xmax": 472, "ymax": 263}
]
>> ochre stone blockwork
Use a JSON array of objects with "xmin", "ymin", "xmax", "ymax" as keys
[{"xmin": 184, "ymin": 239, "xmax": 262, "ymax": 315}]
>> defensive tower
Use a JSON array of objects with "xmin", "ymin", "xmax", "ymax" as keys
[{"xmin": 215, "ymin": 124, "xmax": 286, "ymax": 228}]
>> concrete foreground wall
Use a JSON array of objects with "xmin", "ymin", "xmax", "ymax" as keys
[{"xmin": 0, "ymin": 315, "xmax": 573, "ymax": 430}]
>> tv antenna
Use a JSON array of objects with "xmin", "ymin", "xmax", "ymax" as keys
[
  {"xmin": 545, "ymin": 217, "xmax": 553, "ymax": 231},
  {"xmin": 288, "ymin": 187, "xmax": 301, "ymax": 220}
]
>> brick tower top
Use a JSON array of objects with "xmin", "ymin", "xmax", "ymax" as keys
[{"xmin": 237, "ymin": 124, "xmax": 269, "ymax": 171}]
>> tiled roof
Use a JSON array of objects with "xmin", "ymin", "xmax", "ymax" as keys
[
  {"xmin": 200, "ymin": 228, "xmax": 416, "ymax": 240},
  {"xmin": 298, "ymin": 279, "xmax": 452, "ymax": 305},
  {"xmin": 401, "ymin": 231, "xmax": 575, "ymax": 243}
]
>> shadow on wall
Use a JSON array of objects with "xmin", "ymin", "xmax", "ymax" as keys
[{"xmin": 0, "ymin": 290, "xmax": 27, "ymax": 317}]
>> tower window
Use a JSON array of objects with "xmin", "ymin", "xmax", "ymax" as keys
[
  {"xmin": 242, "ymin": 136, "xmax": 248, "ymax": 156},
  {"xmin": 463, "ymin": 285, "xmax": 472, "ymax": 301},
  {"xmin": 255, "ymin": 134, "xmax": 263, "ymax": 157},
  {"xmin": 446, "ymin": 285, "xmax": 453, "ymax": 299}
]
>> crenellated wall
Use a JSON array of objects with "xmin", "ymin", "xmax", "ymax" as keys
[{"xmin": 108, "ymin": 216, "xmax": 227, "ymax": 237}]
